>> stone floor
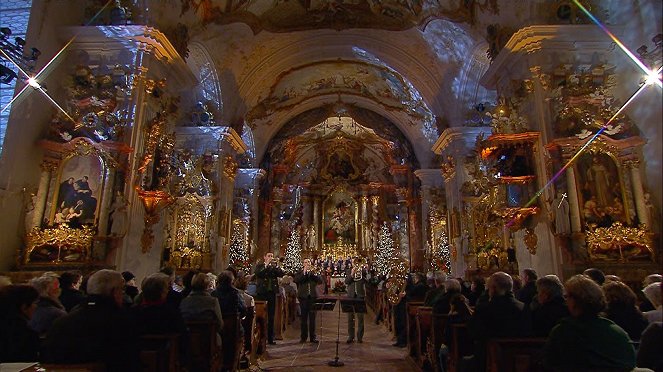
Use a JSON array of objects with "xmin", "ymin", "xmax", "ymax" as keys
[{"xmin": 256, "ymin": 306, "xmax": 418, "ymax": 371}]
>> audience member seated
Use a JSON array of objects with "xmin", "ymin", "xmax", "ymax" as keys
[
  {"xmin": 469, "ymin": 272, "xmax": 531, "ymax": 370},
  {"xmin": 29, "ymin": 274, "xmax": 67, "ymax": 335},
  {"xmin": 160, "ymin": 267, "xmax": 184, "ymax": 309},
  {"xmin": 58, "ymin": 271, "xmax": 85, "ymax": 312},
  {"xmin": 213, "ymin": 271, "xmax": 247, "ymax": 320},
  {"xmin": 642, "ymin": 282, "xmax": 662, "ymax": 323},
  {"xmin": 180, "ymin": 273, "xmax": 224, "ymax": 327},
  {"xmin": 605, "ymin": 274, "xmax": 622, "ymax": 283},
  {"xmin": 637, "ymin": 321, "xmax": 663, "ymax": 370},
  {"xmin": 583, "ymin": 267, "xmax": 605, "ymax": 286},
  {"xmin": 438, "ymin": 294, "xmax": 473, "ymax": 371},
  {"xmin": 467, "ymin": 277, "xmax": 486, "ymax": 307},
  {"xmin": 121, "ymin": 271, "xmax": 139, "ymax": 307},
  {"xmin": 180, "ymin": 272, "xmax": 223, "ymax": 345},
  {"xmin": 433, "ymin": 279, "xmax": 461, "ymax": 315},
  {"xmin": 531, "ymin": 275, "xmax": 569, "ymax": 337},
  {"xmin": 544, "ymin": 274, "xmax": 635, "ymax": 371},
  {"xmin": 602, "ymin": 280, "xmax": 648, "ymax": 341},
  {"xmin": 42, "ymin": 269, "xmax": 140, "ymax": 370},
  {"xmin": 639, "ymin": 274, "xmax": 662, "ymax": 312},
  {"xmin": 0, "ymin": 284, "xmax": 40, "ymax": 362},
  {"xmin": 424, "ymin": 271, "xmax": 446, "ymax": 307},
  {"xmin": 407, "ymin": 272, "xmax": 430, "ymax": 302},
  {"xmin": 516, "ymin": 268, "xmax": 538, "ymax": 308},
  {"xmin": 133, "ymin": 273, "xmax": 188, "ymax": 336},
  {"xmin": 235, "ymin": 272, "xmax": 256, "ymax": 310},
  {"xmin": 180, "ymin": 270, "xmax": 198, "ymax": 299}
]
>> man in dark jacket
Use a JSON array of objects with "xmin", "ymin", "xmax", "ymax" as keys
[
  {"xmin": 531, "ymin": 275, "xmax": 569, "ymax": 336},
  {"xmin": 345, "ymin": 258, "xmax": 368, "ymax": 343},
  {"xmin": 254, "ymin": 252, "xmax": 284, "ymax": 344},
  {"xmin": 516, "ymin": 268, "xmax": 538, "ymax": 308},
  {"xmin": 294, "ymin": 258, "xmax": 323, "ymax": 343},
  {"xmin": 42, "ymin": 269, "xmax": 140, "ymax": 371}
]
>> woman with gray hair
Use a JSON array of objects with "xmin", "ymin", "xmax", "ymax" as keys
[
  {"xmin": 28, "ymin": 274, "xmax": 66, "ymax": 335},
  {"xmin": 544, "ymin": 274, "xmax": 635, "ymax": 371},
  {"xmin": 531, "ymin": 275, "xmax": 569, "ymax": 336}
]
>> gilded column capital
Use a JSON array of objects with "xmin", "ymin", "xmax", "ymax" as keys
[
  {"xmin": 370, "ymin": 195, "xmax": 380, "ymax": 206},
  {"xmin": 40, "ymin": 159, "xmax": 59, "ymax": 172},
  {"xmin": 621, "ymin": 158, "xmax": 641, "ymax": 169}
]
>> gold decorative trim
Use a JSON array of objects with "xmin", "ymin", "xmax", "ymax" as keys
[
  {"xmin": 223, "ymin": 156, "xmax": 239, "ymax": 180},
  {"xmin": 440, "ymin": 155, "xmax": 455, "ymax": 183},
  {"xmin": 24, "ymin": 225, "xmax": 95, "ymax": 265},
  {"xmin": 586, "ymin": 222, "xmax": 654, "ymax": 262}
]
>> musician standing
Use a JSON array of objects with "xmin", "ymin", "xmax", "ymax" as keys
[
  {"xmin": 294, "ymin": 258, "xmax": 322, "ymax": 343},
  {"xmin": 255, "ymin": 252, "xmax": 284, "ymax": 345},
  {"xmin": 345, "ymin": 258, "xmax": 367, "ymax": 343}
]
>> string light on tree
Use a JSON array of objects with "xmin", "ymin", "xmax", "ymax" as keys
[
  {"xmin": 429, "ymin": 229, "xmax": 452, "ymax": 275},
  {"xmin": 229, "ymin": 219, "xmax": 250, "ymax": 273},
  {"xmin": 373, "ymin": 222, "xmax": 396, "ymax": 277},
  {"xmin": 283, "ymin": 225, "xmax": 303, "ymax": 274}
]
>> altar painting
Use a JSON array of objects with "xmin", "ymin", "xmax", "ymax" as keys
[
  {"xmin": 576, "ymin": 152, "xmax": 628, "ymax": 227},
  {"xmin": 323, "ymin": 191, "xmax": 357, "ymax": 245},
  {"xmin": 51, "ymin": 155, "xmax": 103, "ymax": 227}
]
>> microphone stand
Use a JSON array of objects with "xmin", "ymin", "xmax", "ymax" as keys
[{"xmin": 328, "ymin": 295, "xmax": 344, "ymax": 367}]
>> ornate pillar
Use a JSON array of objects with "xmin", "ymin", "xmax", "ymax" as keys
[
  {"xmin": 626, "ymin": 161, "xmax": 649, "ymax": 227},
  {"xmin": 32, "ymin": 161, "xmax": 56, "ymax": 229},
  {"xmin": 414, "ymin": 169, "xmax": 444, "ymax": 262},
  {"xmin": 216, "ymin": 155, "xmax": 238, "ymax": 270},
  {"xmin": 370, "ymin": 195, "xmax": 380, "ymax": 255},
  {"xmin": 271, "ymin": 187, "xmax": 284, "ymax": 255},
  {"xmin": 313, "ymin": 196, "xmax": 321, "ymax": 251},
  {"xmin": 97, "ymin": 168, "xmax": 116, "ymax": 236},
  {"xmin": 395, "ymin": 187, "xmax": 409, "ymax": 259},
  {"xmin": 360, "ymin": 195, "xmax": 369, "ymax": 255},
  {"xmin": 565, "ymin": 167, "xmax": 582, "ymax": 233}
]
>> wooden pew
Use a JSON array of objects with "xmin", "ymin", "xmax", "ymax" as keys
[
  {"xmin": 415, "ymin": 306, "xmax": 433, "ymax": 368},
  {"xmin": 35, "ymin": 363, "xmax": 106, "ymax": 371},
  {"xmin": 252, "ymin": 300, "xmax": 268, "ymax": 360},
  {"xmin": 448, "ymin": 323, "xmax": 472, "ymax": 372},
  {"xmin": 274, "ymin": 293, "xmax": 286, "ymax": 340},
  {"xmin": 406, "ymin": 301, "xmax": 425, "ymax": 358},
  {"xmin": 221, "ymin": 313, "xmax": 242, "ymax": 372},
  {"xmin": 241, "ymin": 305, "xmax": 256, "ymax": 368},
  {"xmin": 486, "ymin": 338, "xmax": 547, "ymax": 372},
  {"xmin": 186, "ymin": 320, "xmax": 221, "ymax": 372},
  {"xmin": 429, "ymin": 314, "xmax": 449, "ymax": 372},
  {"xmin": 139, "ymin": 333, "xmax": 180, "ymax": 372}
]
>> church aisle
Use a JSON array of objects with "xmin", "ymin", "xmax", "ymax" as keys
[{"xmin": 257, "ymin": 307, "xmax": 417, "ymax": 371}]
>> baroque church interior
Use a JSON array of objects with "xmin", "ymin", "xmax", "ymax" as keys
[{"xmin": 0, "ymin": 0, "xmax": 661, "ymax": 370}]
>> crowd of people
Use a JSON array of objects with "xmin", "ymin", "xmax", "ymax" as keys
[{"xmin": 0, "ymin": 261, "xmax": 661, "ymax": 371}]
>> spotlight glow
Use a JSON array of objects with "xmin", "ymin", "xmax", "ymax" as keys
[
  {"xmin": 572, "ymin": 0, "xmax": 662, "ymax": 88},
  {"xmin": 27, "ymin": 77, "xmax": 40, "ymax": 89}
]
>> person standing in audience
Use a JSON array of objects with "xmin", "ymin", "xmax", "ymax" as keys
[
  {"xmin": 42, "ymin": 269, "xmax": 140, "ymax": 370},
  {"xmin": 0, "ymin": 285, "xmax": 40, "ymax": 363},
  {"xmin": 254, "ymin": 252, "xmax": 284, "ymax": 345},
  {"xmin": 29, "ymin": 274, "xmax": 67, "ymax": 335},
  {"xmin": 602, "ymin": 280, "xmax": 649, "ymax": 340},
  {"xmin": 516, "ymin": 268, "xmax": 538, "ymax": 308},
  {"xmin": 642, "ymin": 282, "xmax": 662, "ymax": 323},
  {"xmin": 58, "ymin": 271, "xmax": 85, "ymax": 312},
  {"xmin": 295, "ymin": 258, "xmax": 322, "ymax": 343},
  {"xmin": 531, "ymin": 275, "xmax": 569, "ymax": 337},
  {"xmin": 544, "ymin": 274, "xmax": 635, "ymax": 371}
]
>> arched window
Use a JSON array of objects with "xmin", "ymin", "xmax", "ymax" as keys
[{"xmin": 186, "ymin": 42, "xmax": 221, "ymax": 111}]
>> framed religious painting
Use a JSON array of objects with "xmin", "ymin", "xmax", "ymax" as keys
[
  {"xmin": 323, "ymin": 190, "xmax": 357, "ymax": 246},
  {"xmin": 50, "ymin": 154, "xmax": 104, "ymax": 228},
  {"xmin": 575, "ymin": 152, "xmax": 629, "ymax": 228}
]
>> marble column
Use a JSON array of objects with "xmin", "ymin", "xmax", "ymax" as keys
[
  {"xmin": 629, "ymin": 162, "xmax": 649, "ymax": 227},
  {"xmin": 271, "ymin": 188, "xmax": 284, "ymax": 255},
  {"xmin": 32, "ymin": 162, "xmax": 55, "ymax": 229},
  {"xmin": 97, "ymin": 168, "xmax": 116, "ymax": 236},
  {"xmin": 565, "ymin": 167, "xmax": 582, "ymax": 232},
  {"xmin": 313, "ymin": 196, "xmax": 321, "ymax": 250},
  {"xmin": 370, "ymin": 195, "xmax": 380, "ymax": 255},
  {"xmin": 395, "ymin": 188, "xmax": 409, "ymax": 259},
  {"xmin": 361, "ymin": 195, "xmax": 369, "ymax": 256}
]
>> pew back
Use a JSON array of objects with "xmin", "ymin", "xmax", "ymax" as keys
[
  {"xmin": 186, "ymin": 320, "xmax": 221, "ymax": 372},
  {"xmin": 486, "ymin": 338, "xmax": 547, "ymax": 372},
  {"xmin": 139, "ymin": 333, "xmax": 179, "ymax": 372}
]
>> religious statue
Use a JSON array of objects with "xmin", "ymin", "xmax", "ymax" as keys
[
  {"xmin": 305, "ymin": 224, "xmax": 317, "ymax": 250},
  {"xmin": 24, "ymin": 192, "xmax": 37, "ymax": 232},
  {"xmin": 585, "ymin": 155, "xmax": 612, "ymax": 207},
  {"xmin": 109, "ymin": 192, "xmax": 129, "ymax": 237},
  {"xmin": 553, "ymin": 192, "xmax": 571, "ymax": 235}
]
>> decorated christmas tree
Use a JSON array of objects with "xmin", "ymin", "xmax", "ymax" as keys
[
  {"xmin": 429, "ymin": 230, "xmax": 452, "ymax": 275},
  {"xmin": 282, "ymin": 225, "xmax": 303, "ymax": 275},
  {"xmin": 374, "ymin": 222, "xmax": 396, "ymax": 277},
  {"xmin": 229, "ymin": 219, "xmax": 250, "ymax": 273}
]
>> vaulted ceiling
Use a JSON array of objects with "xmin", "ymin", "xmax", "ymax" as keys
[{"xmin": 148, "ymin": 0, "xmax": 616, "ymax": 167}]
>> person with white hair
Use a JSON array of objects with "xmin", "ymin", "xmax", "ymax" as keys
[
  {"xmin": 643, "ymin": 282, "xmax": 662, "ymax": 323},
  {"xmin": 42, "ymin": 269, "xmax": 140, "ymax": 370},
  {"xmin": 28, "ymin": 274, "xmax": 66, "ymax": 335}
]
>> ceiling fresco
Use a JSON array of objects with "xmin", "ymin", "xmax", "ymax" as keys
[
  {"xmin": 246, "ymin": 60, "xmax": 433, "ymax": 126},
  {"xmin": 177, "ymin": 0, "xmax": 498, "ymax": 33}
]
